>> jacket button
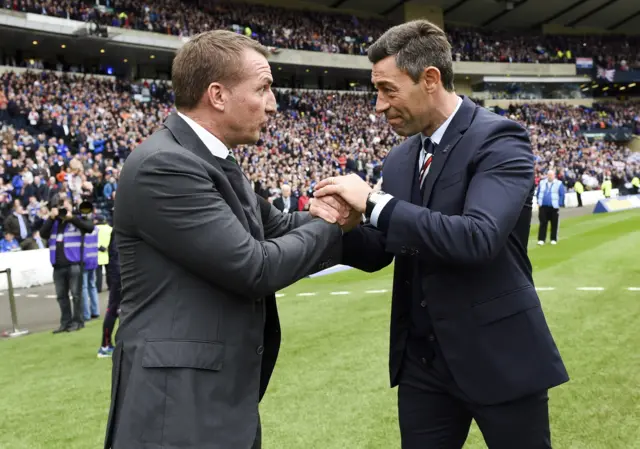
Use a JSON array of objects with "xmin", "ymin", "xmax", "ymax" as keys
[
  {"xmin": 405, "ymin": 280, "xmax": 410, "ymax": 286},
  {"xmin": 256, "ymin": 345, "xmax": 264, "ymax": 355},
  {"xmin": 420, "ymin": 300, "xmax": 427, "ymax": 307},
  {"xmin": 400, "ymin": 246, "xmax": 407, "ymax": 254},
  {"xmin": 428, "ymin": 334, "xmax": 435, "ymax": 342}
]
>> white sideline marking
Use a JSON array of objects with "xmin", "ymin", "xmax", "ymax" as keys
[
  {"xmin": 366, "ymin": 289, "xmax": 389, "ymax": 294},
  {"xmin": 535, "ymin": 287, "xmax": 555, "ymax": 291},
  {"xmin": 330, "ymin": 291, "xmax": 350, "ymax": 295},
  {"xmin": 27, "ymin": 294, "xmax": 38, "ymax": 298},
  {"xmin": 297, "ymin": 292, "xmax": 316, "ymax": 297},
  {"xmin": 275, "ymin": 293, "xmax": 285, "ymax": 298},
  {"xmin": 628, "ymin": 287, "xmax": 640, "ymax": 291},
  {"xmin": 46, "ymin": 294, "xmax": 57, "ymax": 298},
  {"xmin": 576, "ymin": 287, "xmax": 604, "ymax": 291},
  {"xmin": 13, "ymin": 293, "xmax": 21, "ymax": 297}
]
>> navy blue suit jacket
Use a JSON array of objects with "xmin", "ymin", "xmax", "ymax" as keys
[{"xmin": 342, "ymin": 96, "xmax": 569, "ymax": 405}]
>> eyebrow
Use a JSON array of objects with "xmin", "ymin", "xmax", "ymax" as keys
[{"xmin": 373, "ymin": 80, "xmax": 394, "ymax": 89}]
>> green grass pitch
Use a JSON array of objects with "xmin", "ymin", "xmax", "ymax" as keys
[{"xmin": 0, "ymin": 209, "xmax": 638, "ymax": 449}]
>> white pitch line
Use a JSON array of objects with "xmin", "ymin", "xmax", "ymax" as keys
[
  {"xmin": 576, "ymin": 287, "xmax": 604, "ymax": 291},
  {"xmin": 13, "ymin": 293, "xmax": 21, "ymax": 297},
  {"xmin": 27, "ymin": 294, "xmax": 38, "ymax": 298},
  {"xmin": 628, "ymin": 287, "xmax": 640, "ymax": 291},
  {"xmin": 46, "ymin": 294, "xmax": 57, "ymax": 298},
  {"xmin": 297, "ymin": 292, "xmax": 316, "ymax": 297},
  {"xmin": 330, "ymin": 291, "xmax": 350, "ymax": 295},
  {"xmin": 365, "ymin": 289, "xmax": 389, "ymax": 294},
  {"xmin": 535, "ymin": 287, "xmax": 555, "ymax": 291},
  {"xmin": 275, "ymin": 293, "xmax": 285, "ymax": 298}
]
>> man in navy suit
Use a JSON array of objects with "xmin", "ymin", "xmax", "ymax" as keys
[{"xmin": 314, "ymin": 19, "xmax": 569, "ymax": 449}]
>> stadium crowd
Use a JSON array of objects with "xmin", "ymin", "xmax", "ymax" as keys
[
  {"xmin": 0, "ymin": 69, "xmax": 639, "ymax": 252},
  {"xmin": 2, "ymin": 0, "xmax": 640, "ymax": 67}
]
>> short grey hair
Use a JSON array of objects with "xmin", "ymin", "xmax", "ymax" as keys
[{"xmin": 368, "ymin": 19, "xmax": 455, "ymax": 92}]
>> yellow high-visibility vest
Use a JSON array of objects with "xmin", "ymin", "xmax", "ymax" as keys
[
  {"xmin": 574, "ymin": 181, "xmax": 584, "ymax": 194},
  {"xmin": 97, "ymin": 224, "xmax": 113, "ymax": 266}
]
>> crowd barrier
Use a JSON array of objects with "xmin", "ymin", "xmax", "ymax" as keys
[
  {"xmin": 534, "ymin": 189, "xmax": 619, "ymax": 211},
  {"xmin": 0, "ymin": 249, "xmax": 51, "ymax": 291},
  {"xmin": 0, "ymin": 188, "xmax": 623, "ymax": 291}
]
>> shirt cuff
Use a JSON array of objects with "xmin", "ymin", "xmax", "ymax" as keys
[{"xmin": 370, "ymin": 194, "xmax": 397, "ymax": 230}]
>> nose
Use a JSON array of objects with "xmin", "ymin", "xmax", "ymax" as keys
[
  {"xmin": 375, "ymin": 94, "xmax": 389, "ymax": 115},
  {"xmin": 266, "ymin": 89, "xmax": 277, "ymax": 114}
]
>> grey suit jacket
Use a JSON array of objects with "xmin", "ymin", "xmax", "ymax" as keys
[{"xmin": 104, "ymin": 113, "xmax": 342, "ymax": 449}]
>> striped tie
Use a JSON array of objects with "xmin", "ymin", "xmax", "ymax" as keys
[
  {"xmin": 419, "ymin": 139, "xmax": 435, "ymax": 189},
  {"xmin": 226, "ymin": 153, "xmax": 237, "ymax": 164}
]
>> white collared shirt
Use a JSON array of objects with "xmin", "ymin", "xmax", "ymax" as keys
[
  {"xmin": 370, "ymin": 96, "xmax": 463, "ymax": 227},
  {"xmin": 177, "ymin": 111, "xmax": 229, "ymax": 160}
]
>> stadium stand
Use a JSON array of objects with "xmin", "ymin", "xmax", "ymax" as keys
[
  {"xmin": 2, "ymin": 0, "xmax": 639, "ymax": 65},
  {"xmin": 0, "ymin": 0, "xmax": 639, "ymax": 252},
  {"xmin": 1, "ymin": 67, "xmax": 638, "ymax": 251}
]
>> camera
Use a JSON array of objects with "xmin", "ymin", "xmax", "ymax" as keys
[{"xmin": 56, "ymin": 200, "xmax": 92, "ymax": 219}]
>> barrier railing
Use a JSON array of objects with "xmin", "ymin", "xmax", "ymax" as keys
[{"xmin": 0, "ymin": 268, "xmax": 29, "ymax": 338}]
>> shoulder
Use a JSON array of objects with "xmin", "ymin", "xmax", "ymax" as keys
[
  {"xmin": 471, "ymin": 106, "xmax": 529, "ymax": 141},
  {"xmin": 120, "ymin": 128, "xmax": 204, "ymax": 183},
  {"xmin": 385, "ymin": 135, "xmax": 418, "ymax": 165}
]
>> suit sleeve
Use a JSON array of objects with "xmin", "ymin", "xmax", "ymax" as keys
[
  {"xmin": 256, "ymin": 194, "xmax": 312, "ymax": 239},
  {"xmin": 376, "ymin": 120, "xmax": 534, "ymax": 265},
  {"xmin": 341, "ymin": 224, "xmax": 394, "ymax": 273},
  {"xmin": 256, "ymin": 194, "xmax": 345, "ymax": 276},
  {"xmin": 340, "ymin": 164, "xmax": 395, "ymax": 273},
  {"xmin": 132, "ymin": 151, "xmax": 342, "ymax": 299}
]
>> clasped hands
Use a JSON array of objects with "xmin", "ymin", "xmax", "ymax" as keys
[{"xmin": 308, "ymin": 174, "xmax": 374, "ymax": 232}]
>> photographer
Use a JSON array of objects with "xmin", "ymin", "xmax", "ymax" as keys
[{"xmin": 40, "ymin": 197, "xmax": 95, "ymax": 333}]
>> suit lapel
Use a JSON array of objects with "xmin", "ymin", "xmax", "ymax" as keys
[
  {"xmin": 422, "ymin": 96, "xmax": 476, "ymax": 206},
  {"xmin": 164, "ymin": 113, "xmax": 224, "ymax": 172},
  {"xmin": 163, "ymin": 113, "xmax": 258, "ymax": 235},
  {"xmin": 393, "ymin": 134, "xmax": 422, "ymax": 202}
]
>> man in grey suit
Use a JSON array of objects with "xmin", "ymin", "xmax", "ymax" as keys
[{"xmin": 104, "ymin": 30, "xmax": 354, "ymax": 449}]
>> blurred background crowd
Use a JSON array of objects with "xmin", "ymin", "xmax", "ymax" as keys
[
  {"xmin": 1, "ymin": 69, "xmax": 638, "ymax": 253},
  {"xmin": 3, "ymin": 0, "xmax": 639, "ymax": 70}
]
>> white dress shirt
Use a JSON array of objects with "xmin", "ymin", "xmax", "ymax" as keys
[
  {"xmin": 370, "ymin": 96, "xmax": 463, "ymax": 227},
  {"xmin": 177, "ymin": 111, "xmax": 229, "ymax": 160}
]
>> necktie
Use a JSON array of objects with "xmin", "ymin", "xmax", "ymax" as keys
[
  {"xmin": 418, "ymin": 139, "xmax": 435, "ymax": 190},
  {"xmin": 226, "ymin": 153, "xmax": 237, "ymax": 164}
]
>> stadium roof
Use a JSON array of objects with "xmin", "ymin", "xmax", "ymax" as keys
[{"xmin": 320, "ymin": 0, "xmax": 640, "ymax": 34}]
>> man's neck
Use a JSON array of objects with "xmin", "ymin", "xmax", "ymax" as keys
[
  {"xmin": 179, "ymin": 109, "xmax": 231, "ymax": 148},
  {"xmin": 422, "ymin": 91, "xmax": 459, "ymax": 137}
]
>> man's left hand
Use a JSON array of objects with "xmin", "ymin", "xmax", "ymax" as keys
[{"xmin": 314, "ymin": 174, "xmax": 372, "ymax": 214}]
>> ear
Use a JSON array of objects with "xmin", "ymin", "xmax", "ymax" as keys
[
  {"xmin": 206, "ymin": 82, "xmax": 226, "ymax": 112},
  {"xmin": 421, "ymin": 66, "xmax": 441, "ymax": 93}
]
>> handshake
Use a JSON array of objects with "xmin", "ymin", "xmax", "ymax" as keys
[{"xmin": 308, "ymin": 174, "xmax": 377, "ymax": 232}]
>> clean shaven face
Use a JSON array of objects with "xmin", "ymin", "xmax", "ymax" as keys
[{"xmin": 371, "ymin": 55, "xmax": 434, "ymax": 137}]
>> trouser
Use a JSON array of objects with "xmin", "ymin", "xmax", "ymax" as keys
[
  {"xmin": 101, "ymin": 267, "xmax": 122, "ymax": 348},
  {"xmin": 96, "ymin": 265, "xmax": 104, "ymax": 292},
  {"xmin": 538, "ymin": 206, "xmax": 559, "ymax": 242},
  {"xmin": 83, "ymin": 268, "xmax": 100, "ymax": 320},
  {"xmin": 53, "ymin": 264, "xmax": 83, "ymax": 329},
  {"xmin": 576, "ymin": 193, "xmax": 582, "ymax": 207},
  {"xmin": 397, "ymin": 339, "xmax": 551, "ymax": 449}
]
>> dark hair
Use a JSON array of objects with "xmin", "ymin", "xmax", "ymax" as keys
[
  {"xmin": 172, "ymin": 30, "xmax": 270, "ymax": 110},
  {"xmin": 367, "ymin": 19, "xmax": 455, "ymax": 92}
]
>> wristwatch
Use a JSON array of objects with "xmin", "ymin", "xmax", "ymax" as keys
[{"xmin": 365, "ymin": 190, "xmax": 386, "ymax": 220}]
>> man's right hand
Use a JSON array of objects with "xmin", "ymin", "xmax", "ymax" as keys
[
  {"xmin": 309, "ymin": 195, "xmax": 361, "ymax": 231},
  {"xmin": 49, "ymin": 208, "xmax": 59, "ymax": 220}
]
